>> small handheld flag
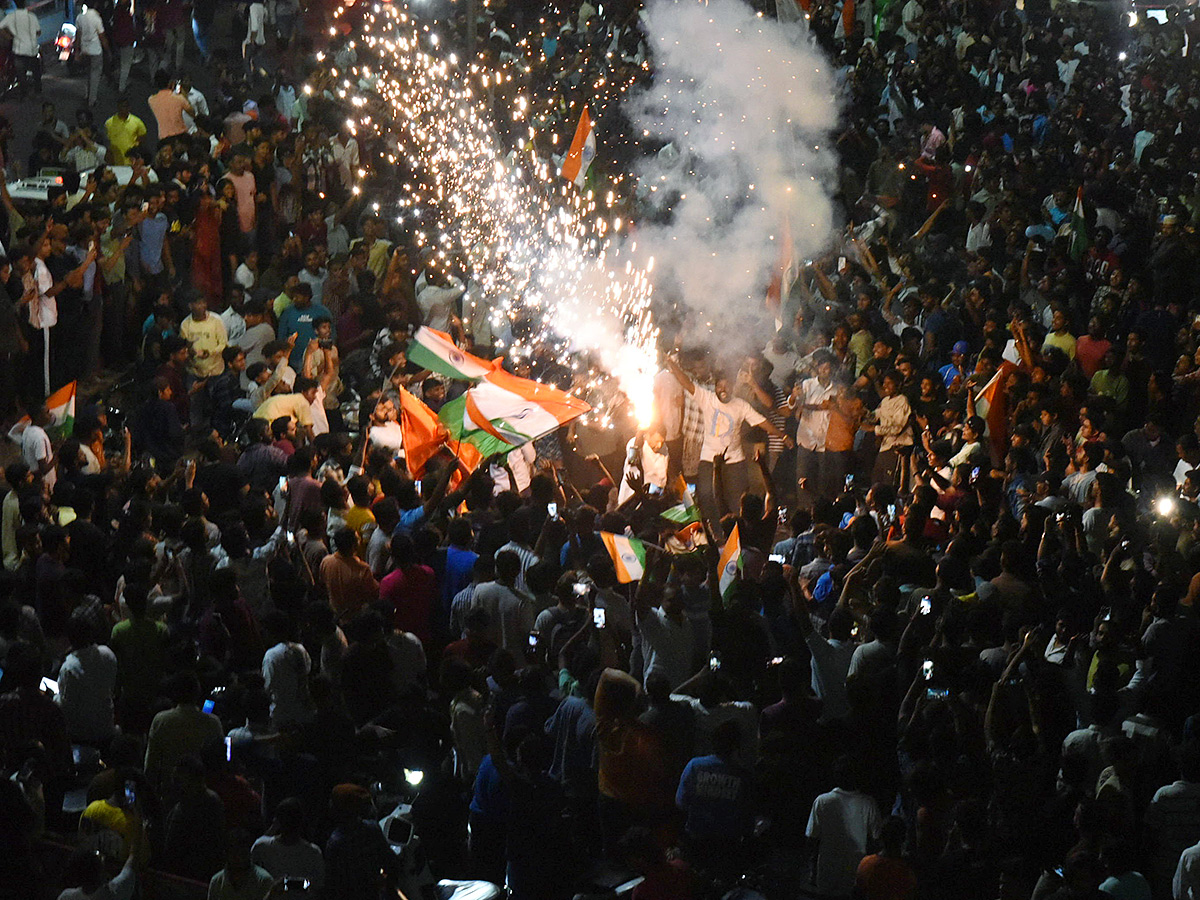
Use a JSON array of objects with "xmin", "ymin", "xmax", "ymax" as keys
[{"xmin": 601, "ymin": 531, "xmax": 646, "ymax": 584}]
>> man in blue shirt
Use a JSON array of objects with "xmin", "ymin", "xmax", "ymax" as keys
[
  {"xmin": 138, "ymin": 187, "xmax": 175, "ymax": 288},
  {"xmin": 676, "ymin": 720, "xmax": 754, "ymax": 850},
  {"xmin": 939, "ymin": 340, "xmax": 971, "ymax": 390},
  {"xmin": 276, "ymin": 282, "xmax": 332, "ymax": 369}
]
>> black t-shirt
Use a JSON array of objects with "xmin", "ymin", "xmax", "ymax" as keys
[{"xmin": 194, "ymin": 461, "xmax": 246, "ymax": 516}]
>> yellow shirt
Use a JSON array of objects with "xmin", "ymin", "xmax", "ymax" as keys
[
  {"xmin": 81, "ymin": 799, "xmax": 146, "ymax": 863},
  {"xmin": 351, "ymin": 237, "xmax": 393, "ymax": 280},
  {"xmin": 180, "ymin": 313, "xmax": 227, "ymax": 378},
  {"xmin": 1042, "ymin": 330, "xmax": 1077, "ymax": 360},
  {"xmin": 344, "ymin": 504, "xmax": 376, "ymax": 545},
  {"xmin": 104, "ymin": 113, "xmax": 147, "ymax": 165},
  {"xmin": 253, "ymin": 392, "xmax": 314, "ymax": 429}
]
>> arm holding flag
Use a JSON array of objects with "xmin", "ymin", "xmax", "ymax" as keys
[
  {"xmin": 632, "ymin": 543, "xmax": 664, "ymax": 615},
  {"xmin": 421, "ymin": 453, "xmax": 461, "ymax": 520}
]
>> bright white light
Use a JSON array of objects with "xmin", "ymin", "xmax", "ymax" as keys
[
  {"xmin": 1119, "ymin": 51, "xmax": 1128, "ymax": 60},
  {"xmin": 404, "ymin": 768, "xmax": 424, "ymax": 787},
  {"xmin": 1128, "ymin": 11, "xmax": 1138, "ymax": 26},
  {"xmin": 1156, "ymin": 496, "xmax": 1176, "ymax": 517}
]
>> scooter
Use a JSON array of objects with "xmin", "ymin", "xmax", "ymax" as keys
[{"xmin": 377, "ymin": 764, "xmax": 503, "ymax": 900}]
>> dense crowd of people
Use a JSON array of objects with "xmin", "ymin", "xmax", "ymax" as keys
[{"xmin": 6, "ymin": 0, "xmax": 1200, "ymax": 900}]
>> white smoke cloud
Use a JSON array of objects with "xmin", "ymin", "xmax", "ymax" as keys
[{"xmin": 626, "ymin": 0, "xmax": 841, "ymax": 349}]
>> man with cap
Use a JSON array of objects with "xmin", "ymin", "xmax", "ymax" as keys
[{"xmin": 939, "ymin": 341, "xmax": 971, "ymax": 391}]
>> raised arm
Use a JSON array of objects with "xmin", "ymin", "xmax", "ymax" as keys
[{"xmin": 663, "ymin": 355, "xmax": 695, "ymax": 395}]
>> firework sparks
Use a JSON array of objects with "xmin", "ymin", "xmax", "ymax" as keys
[{"xmin": 334, "ymin": 1, "xmax": 659, "ymax": 430}]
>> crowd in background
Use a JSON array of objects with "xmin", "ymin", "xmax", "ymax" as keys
[{"xmin": 8, "ymin": 1, "xmax": 1200, "ymax": 900}]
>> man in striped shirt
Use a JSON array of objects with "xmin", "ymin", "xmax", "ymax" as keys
[{"xmin": 495, "ymin": 507, "xmax": 541, "ymax": 595}]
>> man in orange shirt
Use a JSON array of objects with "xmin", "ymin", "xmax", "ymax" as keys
[
  {"xmin": 319, "ymin": 527, "xmax": 379, "ymax": 621},
  {"xmin": 854, "ymin": 816, "xmax": 916, "ymax": 900},
  {"xmin": 147, "ymin": 70, "xmax": 193, "ymax": 142}
]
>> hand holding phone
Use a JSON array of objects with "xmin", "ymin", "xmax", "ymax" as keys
[{"xmin": 592, "ymin": 607, "xmax": 606, "ymax": 629}]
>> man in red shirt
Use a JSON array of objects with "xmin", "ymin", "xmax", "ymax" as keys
[{"xmin": 380, "ymin": 532, "xmax": 437, "ymax": 646}]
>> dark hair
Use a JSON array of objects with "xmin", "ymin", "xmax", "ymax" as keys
[
  {"xmin": 495, "ymin": 549, "xmax": 522, "ymax": 581},
  {"xmin": 332, "ymin": 527, "xmax": 357, "ymax": 555}
]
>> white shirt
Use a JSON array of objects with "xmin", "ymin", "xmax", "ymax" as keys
[
  {"xmin": 1175, "ymin": 458, "xmax": 1194, "ymax": 487},
  {"xmin": 692, "ymin": 386, "xmax": 764, "ymax": 464},
  {"xmin": 329, "ymin": 135, "xmax": 360, "ymax": 188},
  {"xmin": 805, "ymin": 632, "xmax": 855, "ymax": 721},
  {"xmin": 182, "ymin": 87, "xmax": 209, "ymax": 133},
  {"xmin": 897, "ymin": 0, "xmax": 922, "ymax": 42},
  {"xmin": 470, "ymin": 580, "xmax": 535, "ymax": 651},
  {"xmin": 1, "ymin": 9, "xmax": 41, "ymax": 57},
  {"xmin": 1175, "ymin": 841, "xmax": 1200, "ymax": 900},
  {"xmin": 496, "ymin": 540, "xmax": 539, "ymax": 595},
  {"xmin": 75, "ymin": 6, "xmax": 105, "ymax": 55},
  {"xmin": 246, "ymin": 2, "xmax": 266, "ymax": 45},
  {"xmin": 637, "ymin": 607, "xmax": 695, "ymax": 690},
  {"xmin": 251, "ymin": 835, "xmax": 325, "ymax": 890},
  {"xmin": 57, "ymin": 643, "xmax": 118, "ymax": 742},
  {"xmin": 64, "ymin": 142, "xmax": 108, "ymax": 172},
  {"xmin": 652, "ymin": 369, "xmax": 684, "ymax": 440},
  {"xmin": 14, "ymin": 423, "xmax": 54, "ymax": 489},
  {"xmin": 794, "ymin": 377, "xmax": 837, "ymax": 452},
  {"xmin": 29, "ymin": 258, "xmax": 57, "ymax": 329},
  {"xmin": 368, "ymin": 420, "xmax": 405, "ymax": 453},
  {"xmin": 806, "ymin": 788, "xmax": 883, "ymax": 897},
  {"xmin": 618, "ymin": 436, "xmax": 668, "ymax": 504},
  {"xmin": 966, "ymin": 220, "xmax": 991, "ymax": 253},
  {"xmin": 219, "ymin": 306, "xmax": 246, "ymax": 345},
  {"xmin": 262, "ymin": 641, "xmax": 314, "ymax": 726},
  {"xmin": 415, "ymin": 271, "xmax": 465, "ymax": 333}
]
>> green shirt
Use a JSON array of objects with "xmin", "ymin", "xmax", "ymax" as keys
[
  {"xmin": 109, "ymin": 616, "xmax": 167, "ymax": 701},
  {"xmin": 1090, "ymin": 368, "xmax": 1130, "ymax": 408}
]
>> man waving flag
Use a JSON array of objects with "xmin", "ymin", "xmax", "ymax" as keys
[{"xmin": 561, "ymin": 107, "xmax": 596, "ymax": 188}]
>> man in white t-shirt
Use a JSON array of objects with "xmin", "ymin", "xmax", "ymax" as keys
[
  {"xmin": 74, "ymin": 4, "xmax": 109, "ymax": 107},
  {"xmin": 807, "ymin": 761, "xmax": 883, "ymax": 897},
  {"xmin": 8, "ymin": 405, "xmax": 55, "ymax": 490},
  {"xmin": 245, "ymin": 0, "xmax": 267, "ymax": 76},
  {"xmin": 793, "ymin": 351, "xmax": 838, "ymax": 501},
  {"xmin": 652, "ymin": 365, "xmax": 685, "ymax": 487},
  {"xmin": 1, "ymin": 1, "xmax": 42, "ymax": 96},
  {"xmin": 664, "ymin": 356, "xmax": 791, "ymax": 523}
]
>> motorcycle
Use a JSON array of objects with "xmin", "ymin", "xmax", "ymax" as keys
[{"xmin": 54, "ymin": 22, "xmax": 84, "ymax": 75}]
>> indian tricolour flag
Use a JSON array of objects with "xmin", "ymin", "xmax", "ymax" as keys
[
  {"xmin": 455, "ymin": 368, "xmax": 591, "ymax": 446},
  {"xmin": 660, "ymin": 479, "xmax": 700, "ymax": 526},
  {"xmin": 973, "ymin": 360, "xmax": 1017, "ymax": 459},
  {"xmin": 46, "ymin": 381, "xmax": 76, "ymax": 434},
  {"xmin": 601, "ymin": 532, "xmax": 646, "ymax": 584},
  {"xmin": 560, "ymin": 107, "xmax": 596, "ymax": 187},
  {"xmin": 1068, "ymin": 186, "xmax": 1088, "ymax": 261},
  {"xmin": 718, "ymin": 524, "xmax": 743, "ymax": 601},
  {"xmin": 407, "ymin": 327, "xmax": 496, "ymax": 382}
]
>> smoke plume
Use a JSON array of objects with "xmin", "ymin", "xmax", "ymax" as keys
[{"xmin": 626, "ymin": 0, "xmax": 840, "ymax": 349}]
